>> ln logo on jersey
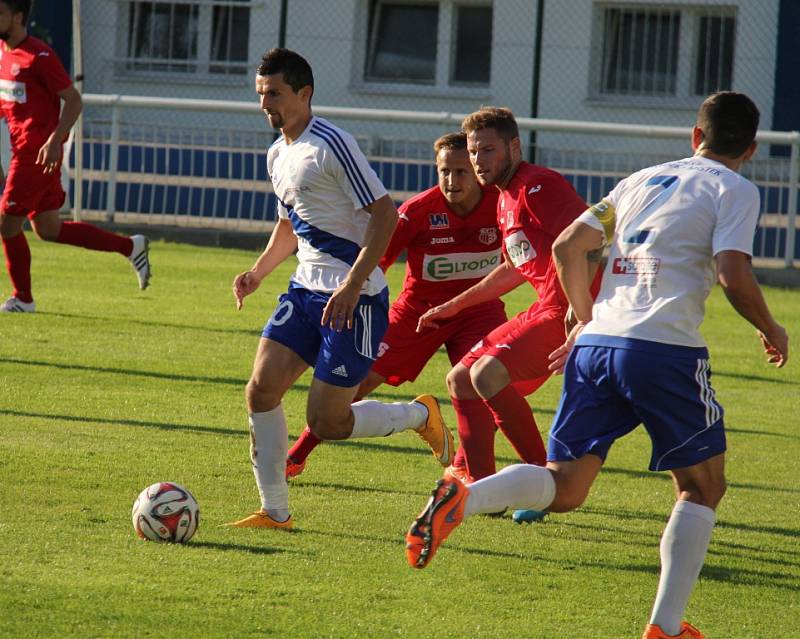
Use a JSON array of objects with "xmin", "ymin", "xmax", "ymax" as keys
[
  {"xmin": 504, "ymin": 230, "xmax": 536, "ymax": 267},
  {"xmin": 0, "ymin": 79, "xmax": 26, "ymax": 103},
  {"xmin": 612, "ymin": 257, "xmax": 661, "ymax": 274},
  {"xmin": 478, "ymin": 227, "xmax": 497, "ymax": 245},
  {"xmin": 428, "ymin": 212, "xmax": 450, "ymax": 229}
]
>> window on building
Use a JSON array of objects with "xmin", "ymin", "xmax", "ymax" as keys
[
  {"xmin": 595, "ymin": 5, "xmax": 736, "ymax": 100},
  {"xmin": 124, "ymin": 1, "xmax": 251, "ymax": 76},
  {"xmin": 695, "ymin": 14, "xmax": 735, "ymax": 95},
  {"xmin": 366, "ymin": 3, "xmax": 439, "ymax": 82},
  {"xmin": 452, "ymin": 5, "xmax": 493, "ymax": 84},
  {"xmin": 364, "ymin": 1, "xmax": 492, "ymax": 89}
]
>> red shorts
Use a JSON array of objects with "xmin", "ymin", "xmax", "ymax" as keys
[
  {"xmin": 1, "ymin": 161, "xmax": 65, "ymax": 219},
  {"xmin": 371, "ymin": 295, "xmax": 507, "ymax": 386},
  {"xmin": 460, "ymin": 302, "xmax": 567, "ymax": 396}
]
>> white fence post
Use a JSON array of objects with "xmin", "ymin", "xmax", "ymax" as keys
[
  {"xmin": 105, "ymin": 98, "xmax": 121, "ymax": 223},
  {"xmin": 786, "ymin": 132, "xmax": 799, "ymax": 268}
]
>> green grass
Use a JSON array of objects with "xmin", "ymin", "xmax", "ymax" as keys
[{"xmin": 1, "ymin": 237, "xmax": 798, "ymax": 638}]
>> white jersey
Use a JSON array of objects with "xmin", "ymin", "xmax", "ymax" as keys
[
  {"xmin": 579, "ymin": 155, "xmax": 760, "ymax": 347},
  {"xmin": 267, "ymin": 116, "xmax": 389, "ymax": 295}
]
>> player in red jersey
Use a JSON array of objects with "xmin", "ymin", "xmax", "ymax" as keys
[
  {"xmin": 0, "ymin": 0, "xmax": 150, "ymax": 313},
  {"xmin": 417, "ymin": 107, "xmax": 600, "ymax": 483},
  {"xmin": 286, "ymin": 132, "xmax": 514, "ymax": 479}
]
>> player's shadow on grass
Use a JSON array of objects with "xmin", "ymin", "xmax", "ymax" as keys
[
  {"xmin": 714, "ymin": 369, "xmax": 798, "ymax": 386},
  {"xmin": 0, "ymin": 409, "xmax": 243, "ymax": 437},
  {"xmin": 188, "ymin": 540, "xmax": 292, "ymax": 556},
  {"xmin": 600, "ymin": 465, "xmax": 800, "ymax": 494},
  {"xmin": 295, "ymin": 479, "xmax": 426, "ymax": 498},
  {"xmin": 38, "ymin": 311, "xmax": 259, "ymax": 338}
]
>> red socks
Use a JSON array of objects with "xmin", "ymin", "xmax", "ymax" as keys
[
  {"xmin": 2, "ymin": 232, "xmax": 32, "ymax": 302},
  {"xmin": 56, "ymin": 221, "xmax": 133, "ymax": 256},
  {"xmin": 287, "ymin": 426, "xmax": 322, "ymax": 463},
  {"xmin": 451, "ymin": 396, "xmax": 497, "ymax": 480},
  {"xmin": 484, "ymin": 385, "xmax": 547, "ymax": 466}
]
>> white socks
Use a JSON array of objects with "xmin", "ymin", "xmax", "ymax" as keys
[
  {"xmin": 464, "ymin": 464, "xmax": 556, "ymax": 517},
  {"xmin": 649, "ymin": 500, "xmax": 716, "ymax": 636},
  {"xmin": 350, "ymin": 400, "xmax": 427, "ymax": 438},
  {"xmin": 249, "ymin": 407, "xmax": 290, "ymax": 522}
]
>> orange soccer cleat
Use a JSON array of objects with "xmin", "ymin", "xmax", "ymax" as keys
[
  {"xmin": 413, "ymin": 395, "xmax": 454, "ymax": 467},
  {"xmin": 223, "ymin": 510, "xmax": 293, "ymax": 530},
  {"xmin": 405, "ymin": 478, "xmax": 468, "ymax": 569},
  {"xmin": 285, "ymin": 456, "xmax": 306, "ymax": 480},
  {"xmin": 642, "ymin": 622, "xmax": 705, "ymax": 639}
]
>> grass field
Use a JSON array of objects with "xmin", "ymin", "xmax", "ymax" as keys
[{"xmin": 1, "ymin": 237, "xmax": 798, "ymax": 638}]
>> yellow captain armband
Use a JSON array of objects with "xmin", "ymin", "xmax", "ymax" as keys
[{"xmin": 587, "ymin": 199, "xmax": 616, "ymax": 243}]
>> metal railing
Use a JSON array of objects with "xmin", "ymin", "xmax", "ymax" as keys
[{"xmin": 73, "ymin": 93, "xmax": 799, "ymax": 267}]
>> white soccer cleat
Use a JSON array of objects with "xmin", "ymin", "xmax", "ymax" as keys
[
  {"xmin": 0, "ymin": 296, "xmax": 36, "ymax": 312},
  {"xmin": 128, "ymin": 235, "xmax": 151, "ymax": 290}
]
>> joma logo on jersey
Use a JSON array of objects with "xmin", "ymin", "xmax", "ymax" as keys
[
  {"xmin": 0, "ymin": 79, "xmax": 26, "ymax": 103},
  {"xmin": 423, "ymin": 250, "xmax": 500, "ymax": 281},
  {"xmin": 612, "ymin": 257, "xmax": 661, "ymax": 274},
  {"xmin": 428, "ymin": 213, "xmax": 450, "ymax": 229}
]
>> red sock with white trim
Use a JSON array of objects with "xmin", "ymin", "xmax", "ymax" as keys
[
  {"xmin": 2, "ymin": 232, "xmax": 33, "ymax": 303},
  {"xmin": 56, "ymin": 221, "xmax": 134, "ymax": 256},
  {"xmin": 484, "ymin": 385, "xmax": 547, "ymax": 466}
]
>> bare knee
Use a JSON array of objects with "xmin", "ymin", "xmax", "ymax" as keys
[
  {"xmin": 307, "ymin": 411, "xmax": 351, "ymax": 440},
  {"xmin": 33, "ymin": 224, "xmax": 60, "ymax": 241},
  {"xmin": 446, "ymin": 364, "xmax": 478, "ymax": 399},
  {"xmin": 245, "ymin": 377, "xmax": 283, "ymax": 413},
  {"xmin": 469, "ymin": 356, "xmax": 508, "ymax": 399},
  {"xmin": 679, "ymin": 476, "xmax": 727, "ymax": 510},
  {"xmin": 545, "ymin": 463, "xmax": 598, "ymax": 513}
]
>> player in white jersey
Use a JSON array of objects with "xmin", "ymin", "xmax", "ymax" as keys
[
  {"xmin": 403, "ymin": 93, "xmax": 788, "ymax": 639},
  {"xmin": 226, "ymin": 49, "xmax": 453, "ymax": 530}
]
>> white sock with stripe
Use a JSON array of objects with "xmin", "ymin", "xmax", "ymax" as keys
[
  {"xmin": 350, "ymin": 400, "xmax": 427, "ymax": 438},
  {"xmin": 464, "ymin": 464, "xmax": 556, "ymax": 516},
  {"xmin": 649, "ymin": 500, "xmax": 716, "ymax": 636},
  {"xmin": 249, "ymin": 407, "xmax": 290, "ymax": 522}
]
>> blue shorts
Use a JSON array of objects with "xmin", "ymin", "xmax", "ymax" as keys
[
  {"xmin": 548, "ymin": 335, "xmax": 726, "ymax": 471},
  {"xmin": 262, "ymin": 284, "xmax": 390, "ymax": 388}
]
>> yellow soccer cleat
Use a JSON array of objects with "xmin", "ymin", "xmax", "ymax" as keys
[
  {"xmin": 444, "ymin": 464, "xmax": 474, "ymax": 486},
  {"xmin": 224, "ymin": 510, "xmax": 293, "ymax": 530},
  {"xmin": 413, "ymin": 395, "xmax": 454, "ymax": 467},
  {"xmin": 642, "ymin": 622, "xmax": 704, "ymax": 639}
]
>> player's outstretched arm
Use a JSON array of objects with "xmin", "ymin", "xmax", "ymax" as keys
[
  {"xmin": 716, "ymin": 250, "xmax": 788, "ymax": 367},
  {"xmin": 416, "ymin": 257, "xmax": 525, "ymax": 331},
  {"xmin": 322, "ymin": 194, "xmax": 398, "ymax": 331},
  {"xmin": 233, "ymin": 218, "xmax": 297, "ymax": 310}
]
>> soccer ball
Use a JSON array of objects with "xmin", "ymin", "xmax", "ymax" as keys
[{"xmin": 131, "ymin": 482, "xmax": 200, "ymax": 543}]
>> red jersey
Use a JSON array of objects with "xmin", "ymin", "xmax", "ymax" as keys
[
  {"xmin": 381, "ymin": 185, "xmax": 503, "ymax": 307},
  {"xmin": 498, "ymin": 162, "xmax": 587, "ymax": 309},
  {"xmin": 0, "ymin": 36, "xmax": 72, "ymax": 161}
]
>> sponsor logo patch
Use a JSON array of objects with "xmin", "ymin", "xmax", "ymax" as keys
[
  {"xmin": 504, "ymin": 230, "xmax": 536, "ymax": 267},
  {"xmin": 0, "ymin": 79, "xmax": 26, "ymax": 103},
  {"xmin": 430, "ymin": 236, "xmax": 455, "ymax": 245},
  {"xmin": 428, "ymin": 212, "xmax": 450, "ymax": 229},
  {"xmin": 612, "ymin": 257, "xmax": 661, "ymax": 275},
  {"xmin": 423, "ymin": 250, "xmax": 501, "ymax": 281}
]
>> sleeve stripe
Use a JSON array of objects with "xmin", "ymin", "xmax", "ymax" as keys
[{"xmin": 311, "ymin": 121, "xmax": 375, "ymax": 207}]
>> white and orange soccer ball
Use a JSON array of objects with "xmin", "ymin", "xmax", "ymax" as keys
[{"xmin": 131, "ymin": 482, "xmax": 200, "ymax": 543}]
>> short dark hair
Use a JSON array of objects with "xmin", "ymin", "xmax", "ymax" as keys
[
  {"xmin": 257, "ymin": 48, "xmax": 314, "ymax": 96},
  {"xmin": 1, "ymin": 0, "xmax": 31, "ymax": 25},
  {"xmin": 696, "ymin": 92, "xmax": 760, "ymax": 158},
  {"xmin": 434, "ymin": 132, "xmax": 467, "ymax": 153},
  {"xmin": 461, "ymin": 107, "xmax": 519, "ymax": 143}
]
